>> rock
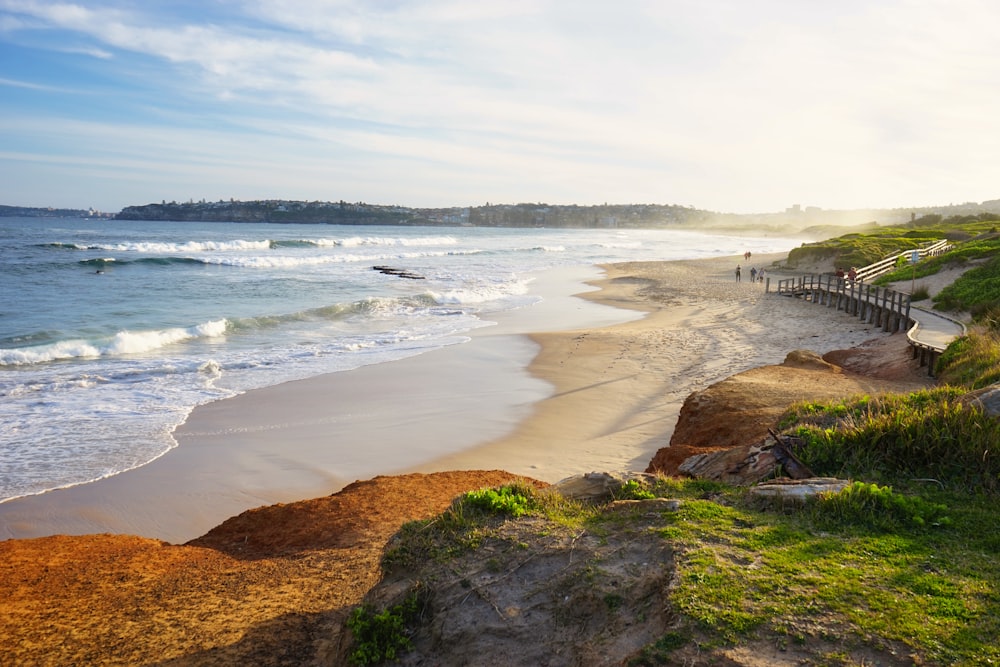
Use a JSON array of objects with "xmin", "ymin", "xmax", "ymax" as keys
[
  {"xmin": 963, "ymin": 383, "xmax": 1000, "ymax": 418},
  {"xmin": 674, "ymin": 433, "xmax": 813, "ymax": 486},
  {"xmin": 677, "ymin": 443, "xmax": 777, "ymax": 485},
  {"xmin": 372, "ymin": 265, "xmax": 425, "ymax": 279},
  {"xmin": 749, "ymin": 477, "xmax": 850, "ymax": 501},
  {"xmin": 547, "ymin": 471, "xmax": 658, "ymax": 503},
  {"xmin": 647, "ymin": 345, "xmax": 930, "ymax": 476},
  {"xmin": 782, "ymin": 349, "xmax": 841, "ymax": 372}
]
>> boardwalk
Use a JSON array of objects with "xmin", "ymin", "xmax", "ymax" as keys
[{"xmin": 773, "ymin": 274, "xmax": 965, "ymax": 376}]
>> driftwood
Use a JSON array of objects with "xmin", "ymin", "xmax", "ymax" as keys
[
  {"xmin": 372, "ymin": 265, "xmax": 425, "ymax": 280},
  {"xmin": 767, "ymin": 429, "xmax": 815, "ymax": 479}
]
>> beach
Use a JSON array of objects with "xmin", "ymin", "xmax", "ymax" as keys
[{"xmin": 0, "ymin": 252, "xmax": 889, "ymax": 544}]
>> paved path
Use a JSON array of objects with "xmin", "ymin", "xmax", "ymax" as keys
[{"xmin": 907, "ymin": 305, "xmax": 966, "ymax": 352}]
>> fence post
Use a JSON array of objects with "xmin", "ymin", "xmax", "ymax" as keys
[{"xmin": 880, "ymin": 287, "xmax": 890, "ymax": 330}]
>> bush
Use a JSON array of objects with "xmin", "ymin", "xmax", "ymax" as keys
[
  {"xmin": 347, "ymin": 593, "xmax": 420, "ymax": 665},
  {"xmin": 614, "ymin": 479, "xmax": 656, "ymax": 500},
  {"xmin": 910, "ymin": 284, "xmax": 931, "ymax": 301},
  {"xmin": 462, "ymin": 484, "xmax": 536, "ymax": 517}
]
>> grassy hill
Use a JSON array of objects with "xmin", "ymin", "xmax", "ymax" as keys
[{"xmin": 785, "ymin": 214, "xmax": 1000, "ymax": 327}]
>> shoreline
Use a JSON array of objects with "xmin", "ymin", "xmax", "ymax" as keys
[
  {"xmin": 0, "ymin": 265, "xmax": 641, "ymax": 543},
  {"xmin": 412, "ymin": 253, "xmax": 888, "ymax": 479},
  {"xmin": 0, "ymin": 252, "xmax": 893, "ymax": 544}
]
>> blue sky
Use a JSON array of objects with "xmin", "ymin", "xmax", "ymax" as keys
[{"xmin": 2, "ymin": 1, "xmax": 999, "ymax": 213}]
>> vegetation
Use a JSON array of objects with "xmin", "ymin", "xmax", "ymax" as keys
[
  {"xmin": 933, "ymin": 255, "xmax": 1000, "ymax": 321},
  {"xmin": 346, "ymin": 592, "xmax": 422, "ymax": 665},
  {"xmin": 462, "ymin": 484, "xmax": 537, "ymax": 517},
  {"xmin": 778, "ymin": 388, "xmax": 1000, "ymax": 492},
  {"xmin": 364, "ymin": 467, "xmax": 1000, "ymax": 664},
  {"xmin": 613, "ymin": 478, "xmax": 657, "ymax": 500},
  {"xmin": 787, "ymin": 231, "xmax": 928, "ymax": 271},
  {"xmin": 937, "ymin": 329, "xmax": 1000, "ymax": 388},
  {"xmin": 805, "ymin": 481, "xmax": 951, "ymax": 531},
  {"xmin": 783, "ymin": 213, "xmax": 998, "ymax": 269},
  {"xmin": 787, "ymin": 215, "xmax": 1000, "ymax": 327},
  {"xmin": 662, "ymin": 485, "xmax": 1000, "ymax": 664}
]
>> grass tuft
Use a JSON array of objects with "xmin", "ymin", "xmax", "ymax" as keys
[
  {"xmin": 936, "ymin": 328, "xmax": 1000, "ymax": 389},
  {"xmin": 780, "ymin": 389, "xmax": 1000, "ymax": 493}
]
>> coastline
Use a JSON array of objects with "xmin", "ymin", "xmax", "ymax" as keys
[
  {"xmin": 0, "ymin": 253, "xmax": 891, "ymax": 544},
  {"xmin": 413, "ymin": 253, "xmax": 889, "ymax": 479},
  {"xmin": 0, "ymin": 265, "xmax": 640, "ymax": 543}
]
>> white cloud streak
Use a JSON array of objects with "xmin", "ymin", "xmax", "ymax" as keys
[{"xmin": 1, "ymin": 0, "xmax": 999, "ymax": 211}]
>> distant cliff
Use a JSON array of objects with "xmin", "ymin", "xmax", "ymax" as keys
[
  {"xmin": 115, "ymin": 200, "xmax": 410, "ymax": 225},
  {"xmin": 0, "ymin": 204, "xmax": 109, "ymax": 218},
  {"xmin": 115, "ymin": 199, "xmax": 710, "ymax": 228}
]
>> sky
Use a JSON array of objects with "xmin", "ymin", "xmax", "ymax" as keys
[{"xmin": 1, "ymin": 1, "xmax": 999, "ymax": 214}]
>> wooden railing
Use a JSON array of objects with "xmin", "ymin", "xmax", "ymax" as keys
[
  {"xmin": 774, "ymin": 274, "xmax": 913, "ymax": 334},
  {"xmin": 853, "ymin": 239, "xmax": 951, "ymax": 283},
  {"xmin": 773, "ymin": 273, "xmax": 962, "ymax": 376}
]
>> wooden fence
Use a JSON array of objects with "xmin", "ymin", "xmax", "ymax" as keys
[
  {"xmin": 774, "ymin": 274, "xmax": 913, "ymax": 334},
  {"xmin": 853, "ymin": 239, "xmax": 951, "ymax": 283}
]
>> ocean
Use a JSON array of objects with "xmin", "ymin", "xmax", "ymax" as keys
[{"xmin": 0, "ymin": 217, "xmax": 799, "ymax": 503}]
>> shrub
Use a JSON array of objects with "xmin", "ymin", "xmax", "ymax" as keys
[
  {"xmin": 614, "ymin": 479, "xmax": 656, "ymax": 500},
  {"xmin": 347, "ymin": 592, "xmax": 420, "ymax": 665},
  {"xmin": 462, "ymin": 484, "xmax": 536, "ymax": 517},
  {"xmin": 936, "ymin": 329, "xmax": 1000, "ymax": 389}
]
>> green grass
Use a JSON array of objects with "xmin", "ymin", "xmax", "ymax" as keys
[
  {"xmin": 937, "ymin": 328, "xmax": 1000, "ymax": 388},
  {"xmin": 660, "ymin": 486, "xmax": 1000, "ymax": 665},
  {"xmin": 785, "ymin": 218, "xmax": 1000, "ymax": 293},
  {"xmin": 462, "ymin": 484, "xmax": 537, "ymax": 517},
  {"xmin": 373, "ymin": 473, "xmax": 1000, "ymax": 665},
  {"xmin": 347, "ymin": 592, "xmax": 422, "ymax": 665},
  {"xmin": 933, "ymin": 254, "xmax": 1000, "ymax": 320},
  {"xmin": 779, "ymin": 388, "xmax": 1000, "ymax": 492}
]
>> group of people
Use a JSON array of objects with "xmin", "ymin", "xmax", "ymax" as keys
[
  {"xmin": 734, "ymin": 264, "xmax": 766, "ymax": 283},
  {"xmin": 835, "ymin": 267, "xmax": 859, "ymax": 281}
]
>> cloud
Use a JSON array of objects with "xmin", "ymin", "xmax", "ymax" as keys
[{"xmin": 1, "ymin": 0, "xmax": 999, "ymax": 211}]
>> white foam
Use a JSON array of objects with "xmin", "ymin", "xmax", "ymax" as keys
[
  {"xmin": 0, "ymin": 319, "xmax": 229, "ymax": 366},
  {"xmin": 85, "ymin": 239, "xmax": 272, "ymax": 253}
]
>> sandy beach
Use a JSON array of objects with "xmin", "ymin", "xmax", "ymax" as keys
[{"xmin": 0, "ymin": 252, "xmax": 891, "ymax": 544}]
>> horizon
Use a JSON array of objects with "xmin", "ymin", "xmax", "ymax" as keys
[
  {"xmin": 2, "ymin": 2, "xmax": 1000, "ymax": 214},
  {"xmin": 6, "ymin": 196, "xmax": 1000, "ymax": 218}
]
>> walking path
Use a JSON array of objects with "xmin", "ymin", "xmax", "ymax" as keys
[
  {"xmin": 772, "ymin": 274, "xmax": 965, "ymax": 375},
  {"xmin": 906, "ymin": 303, "xmax": 966, "ymax": 354}
]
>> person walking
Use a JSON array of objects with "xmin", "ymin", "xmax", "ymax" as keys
[{"xmin": 735, "ymin": 264, "xmax": 741, "ymax": 282}]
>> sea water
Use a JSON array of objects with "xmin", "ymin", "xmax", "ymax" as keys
[{"xmin": 0, "ymin": 218, "xmax": 799, "ymax": 501}]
